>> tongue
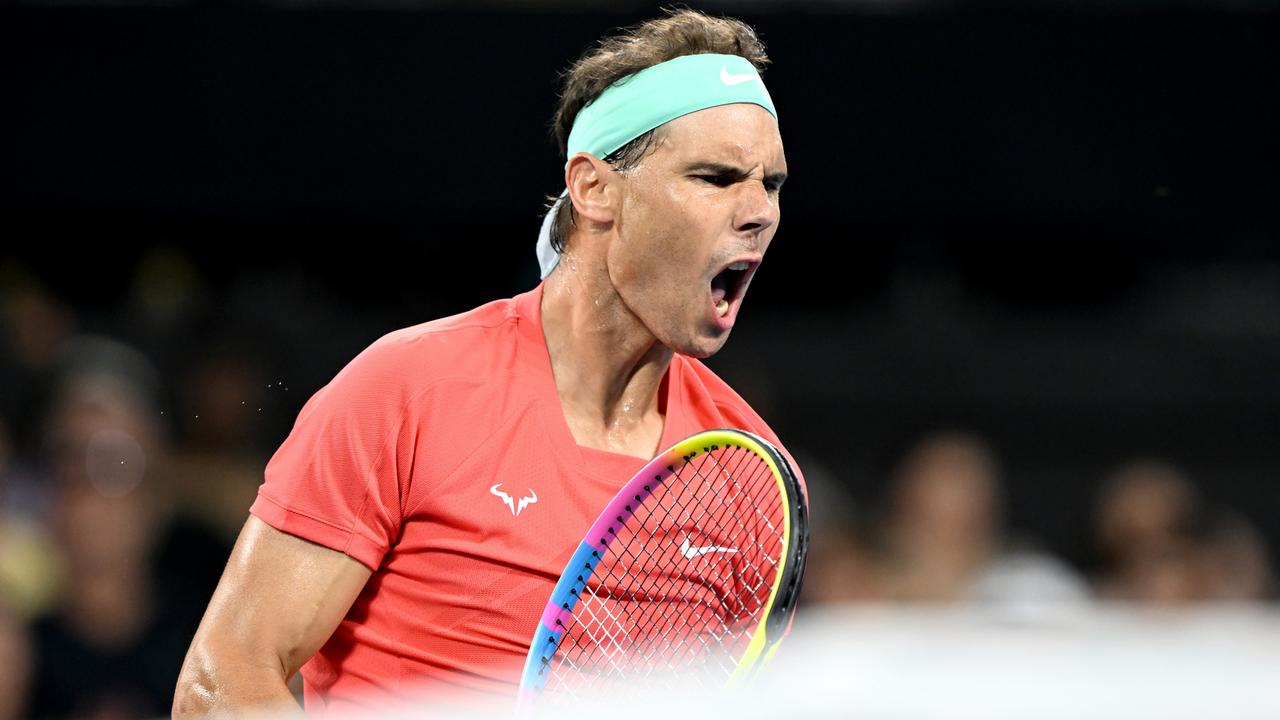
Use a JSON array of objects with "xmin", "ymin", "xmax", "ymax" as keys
[{"xmin": 711, "ymin": 272, "xmax": 728, "ymax": 305}]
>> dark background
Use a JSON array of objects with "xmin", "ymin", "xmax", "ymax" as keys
[{"xmin": 4, "ymin": 2, "xmax": 1279, "ymax": 569}]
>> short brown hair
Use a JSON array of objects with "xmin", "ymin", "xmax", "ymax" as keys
[{"xmin": 547, "ymin": 8, "xmax": 771, "ymax": 254}]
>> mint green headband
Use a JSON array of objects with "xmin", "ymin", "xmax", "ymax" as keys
[{"xmin": 565, "ymin": 53, "xmax": 777, "ymax": 163}]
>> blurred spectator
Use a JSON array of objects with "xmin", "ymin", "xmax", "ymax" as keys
[
  {"xmin": 0, "ymin": 601, "xmax": 33, "ymax": 720},
  {"xmin": 0, "ymin": 272, "xmax": 74, "ymax": 465},
  {"xmin": 1093, "ymin": 460, "xmax": 1275, "ymax": 605},
  {"xmin": 25, "ymin": 343, "xmax": 192, "ymax": 720},
  {"xmin": 797, "ymin": 456, "xmax": 886, "ymax": 605},
  {"xmin": 161, "ymin": 348, "xmax": 269, "ymax": 541},
  {"xmin": 878, "ymin": 431, "xmax": 1089, "ymax": 608},
  {"xmin": 802, "ymin": 524, "xmax": 886, "ymax": 605},
  {"xmin": 141, "ymin": 348, "xmax": 264, "ymax": 634},
  {"xmin": 0, "ymin": 416, "xmax": 61, "ymax": 620},
  {"xmin": 128, "ymin": 246, "xmax": 206, "ymax": 334},
  {"xmin": 1201, "ymin": 511, "xmax": 1275, "ymax": 601},
  {"xmin": 1092, "ymin": 459, "xmax": 1209, "ymax": 605}
]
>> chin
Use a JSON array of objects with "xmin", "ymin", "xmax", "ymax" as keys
[{"xmin": 675, "ymin": 332, "xmax": 730, "ymax": 359}]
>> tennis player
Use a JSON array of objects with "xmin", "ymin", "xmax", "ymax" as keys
[{"xmin": 174, "ymin": 9, "xmax": 796, "ymax": 716}]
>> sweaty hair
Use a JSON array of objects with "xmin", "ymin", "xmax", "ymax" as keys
[{"xmin": 547, "ymin": 8, "xmax": 771, "ymax": 254}]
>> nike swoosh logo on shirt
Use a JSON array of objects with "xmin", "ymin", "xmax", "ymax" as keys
[
  {"xmin": 720, "ymin": 66, "xmax": 760, "ymax": 87},
  {"xmin": 680, "ymin": 537, "xmax": 739, "ymax": 559}
]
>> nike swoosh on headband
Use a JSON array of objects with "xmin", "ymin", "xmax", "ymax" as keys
[{"xmin": 720, "ymin": 65, "xmax": 761, "ymax": 86}]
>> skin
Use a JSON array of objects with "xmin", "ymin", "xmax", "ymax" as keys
[
  {"xmin": 543, "ymin": 102, "xmax": 787, "ymax": 458},
  {"xmin": 172, "ymin": 517, "xmax": 371, "ymax": 717},
  {"xmin": 173, "ymin": 101, "xmax": 786, "ymax": 716}
]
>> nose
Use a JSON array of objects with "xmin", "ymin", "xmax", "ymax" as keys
[{"xmin": 734, "ymin": 179, "xmax": 778, "ymax": 238}]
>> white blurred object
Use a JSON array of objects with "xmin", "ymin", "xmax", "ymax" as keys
[
  {"xmin": 312, "ymin": 605, "xmax": 1280, "ymax": 720},
  {"xmin": 966, "ymin": 549, "xmax": 1093, "ymax": 611},
  {"xmin": 750, "ymin": 605, "xmax": 1280, "ymax": 720}
]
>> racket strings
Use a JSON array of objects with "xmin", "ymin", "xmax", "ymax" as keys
[
  {"xmin": 545, "ymin": 443, "xmax": 787, "ymax": 699},
  {"xmin": 697, "ymin": 450, "xmax": 784, "ymax": 593}
]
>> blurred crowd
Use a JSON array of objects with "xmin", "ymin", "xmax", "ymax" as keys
[
  {"xmin": 0, "ymin": 262, "xmax": 1275, "ymax": 720},
  {"xmin": 801, "ymin": 433, "xmax": 1275, "ymax": 608},
  {"xmin": 1, "ymin": 263, "xmax": 268, "ymax": 720}
]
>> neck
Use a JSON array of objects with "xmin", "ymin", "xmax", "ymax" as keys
[{"xmin": 540, "ymin": 251, "xmax": 673, "ymax": 457}]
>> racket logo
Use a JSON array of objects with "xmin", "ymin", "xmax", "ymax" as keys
[
  {"xmin": 679, "ymin": 536, "xmax": 738, "ymax": 560},
  {"xmin": 490, "ymin": 483, "xmax": 538, "ymax": 516}
]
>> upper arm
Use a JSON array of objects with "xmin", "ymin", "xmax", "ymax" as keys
[{"xmin": 175, "ymin": 516, "xmax": 372, "ymax": 713}]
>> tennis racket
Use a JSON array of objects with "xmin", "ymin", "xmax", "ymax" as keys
[{"xmin": 517, "ymin": 428, "xmax": 808, "ymax": 705}]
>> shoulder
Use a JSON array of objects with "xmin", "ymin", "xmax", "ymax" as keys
[
  {"xmin": 339, "ymin": 297, "xmax": 520, "ymax": 392},
  {"xmin": 675, "ymin": 355, "xmax": 808, "ymax": 500},
  {"xmin": 366, "ymin": 296, "xmax": 517, "ymax": 364},
  {"xmin": 675, "ymin": 355, "xmax": 782, "ymax": 449},
  {"xmin": 294, "ymin": 296, "xmax": 524, "ymax": 430}
]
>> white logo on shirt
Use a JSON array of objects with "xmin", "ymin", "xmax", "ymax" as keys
[
  {"xmin": 679, "ymin": 536, "xmax": 738, "ymax": 559},
  {"xmin": 490, "ymin": 483, "xmax": 538, "ymax": 516}
]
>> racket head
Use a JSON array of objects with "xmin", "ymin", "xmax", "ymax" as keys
[{"xmin": 517, "ymin": 428, "xmax": 808, "ymax": 705}]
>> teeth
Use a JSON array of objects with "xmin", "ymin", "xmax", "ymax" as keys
[
  {"xmin": 716, "ymin": 299, "xmax": 730, "ymax": 316},
  {"xmin": 728, "ymin": 261, "xmax": 750, "ymax": 271}
]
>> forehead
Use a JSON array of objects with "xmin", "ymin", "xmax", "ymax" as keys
[{"xmin": 653, "ymin": 103, "xmax": 786, "ymax": 167}]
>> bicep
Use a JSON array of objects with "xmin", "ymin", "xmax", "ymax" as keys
[{"xmin": 192, "ymin": 515, "xmax": 372, "ymax": 676}]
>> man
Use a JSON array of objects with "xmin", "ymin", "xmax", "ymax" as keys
[{"xmin": 174, "ymin": 9, "xmax": 794, "ymax": 716}]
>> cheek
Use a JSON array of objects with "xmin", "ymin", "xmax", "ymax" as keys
[
  {"xmin": 611, "ymin": 184, "xmax": 720, "ymax": 331},
  {"xmin": 616, "ymin": 196, "xmax": 692, "ymax": 283},
  {"xmin": 610, "ymin": 225, "xmax": 663, "ymax": 291}
]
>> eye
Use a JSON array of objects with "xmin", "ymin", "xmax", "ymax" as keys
[{"xmin": 695, "ymin": 174, "xmax": 736, "ymax": 188}]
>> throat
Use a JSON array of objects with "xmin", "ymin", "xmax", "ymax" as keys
[
  {"xmin": 563, "ymin": 402, "xmax": 665, "ymax": 459},
  {"xmin": 555, "ymin": 360, "xmax": 673, "ymax": 460},
  {"xmin": 541, "ymin": 280, "xmax": 674, "ymax": 459}
]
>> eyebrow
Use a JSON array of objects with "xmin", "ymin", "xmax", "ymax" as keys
[{"xmin": 683, "ymin": 161, "xmax": 788, "ymax": 189}]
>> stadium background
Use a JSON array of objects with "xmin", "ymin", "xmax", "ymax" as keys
[{"xmin": 2, "ymin": 1, "xmax": 1278, "ymax": 718}]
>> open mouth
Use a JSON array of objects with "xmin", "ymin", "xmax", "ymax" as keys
[{"xmin": 710, "ymin": 260, "xmax": 756, "ymax": 319}]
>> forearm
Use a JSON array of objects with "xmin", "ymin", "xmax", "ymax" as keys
[{"xmin": 173, "ymin": 640, "xmax": 302, "ymax": 719}]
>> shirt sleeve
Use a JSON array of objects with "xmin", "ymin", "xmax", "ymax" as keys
[{"xmin": 251, "ymin": 337, "xmax": 421, "ymax": 571}]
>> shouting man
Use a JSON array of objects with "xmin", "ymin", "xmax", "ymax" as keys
[{"xmin": 175, "ymin": 9, "xmax": 794, "ymax": 716}]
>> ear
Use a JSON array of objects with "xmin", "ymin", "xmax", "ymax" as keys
[{"xmin": 564, "ymin": 152, "xmax": 617, "ymax": 226}]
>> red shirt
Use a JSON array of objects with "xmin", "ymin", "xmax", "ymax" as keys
[{"xmin": 250, "ymin": 283, "xmax": 795, "ymax": 715}]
